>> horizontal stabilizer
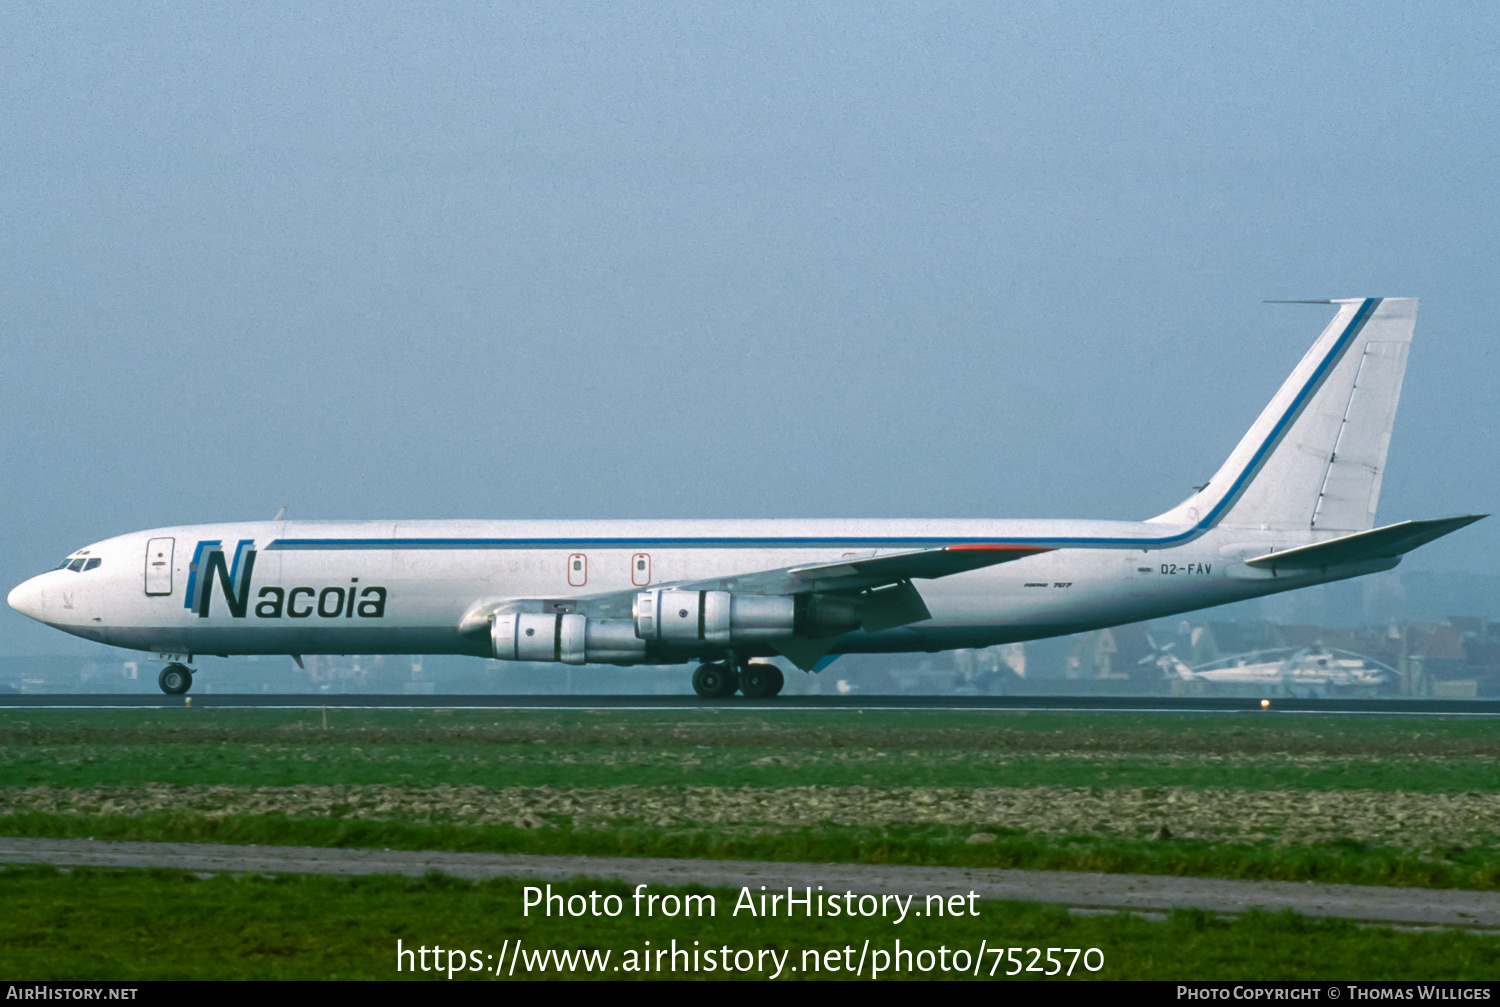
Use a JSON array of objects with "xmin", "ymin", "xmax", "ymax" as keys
[{"xmin": 1245, "ymin": 515, "xmax": 1486, "ymax": 572}]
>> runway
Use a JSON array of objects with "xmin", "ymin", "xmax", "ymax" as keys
[
  {"xmin": 4, "ymin": 837, "xmax": 1497, "ymax": 929},
  {"xmin": 3, "ymin": 693, "xmax": 1500, "ymax": 714}
]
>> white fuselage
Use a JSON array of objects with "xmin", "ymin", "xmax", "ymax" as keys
[{"xmin": 7, "ymin": 517, "xmax": 1380, "ymax": 663}]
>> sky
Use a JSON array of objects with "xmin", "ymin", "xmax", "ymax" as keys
[{"xmin": 2, "ymin": 3, "xmax": 1496, "ymax": 655}]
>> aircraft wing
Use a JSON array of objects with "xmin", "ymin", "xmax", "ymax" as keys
[
  {"xmin": 626, "ymin": 541, "xmax": 1046, "ymax": 604},
  {"xmin": 783, "ymin": 543, "xmax": 1051, "ymax": 590},
  {"xmin": 546, "ymin": 541, "xmax": 1053, "ymax": 670},
  {"xmin": 1245, "ymin": 515, "xmax": 1486, "ymax": 573},
  {"xmin": 466, "ymin": 542, "xmax": 1052, "ymax": 629}
]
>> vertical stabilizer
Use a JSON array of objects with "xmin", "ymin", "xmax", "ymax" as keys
[{"xmin": 1149, "ymin": 298, "xmax": 1416, "ymax": 533}]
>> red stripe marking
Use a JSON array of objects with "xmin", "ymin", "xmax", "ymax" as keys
[{"xmin": 943, "ymin": 543, "xmax": 1053, "ymax": 554}]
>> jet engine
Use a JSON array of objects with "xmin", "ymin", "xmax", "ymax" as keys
[
  {"xmin": 489, "ymin": 590, "xmax": 860, "ymax": 666},
  {"xmin": 490, "ymin": 612, "xmax": 646, "ymax": 666},
  {"xmin": 632, "ymin": 589, "xmax": 859, "ymax": 644}
]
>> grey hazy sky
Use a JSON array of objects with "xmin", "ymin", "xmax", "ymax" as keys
[{"xmin": 3, "ymin": 3, "xmax": 1496, "ymax": 654}]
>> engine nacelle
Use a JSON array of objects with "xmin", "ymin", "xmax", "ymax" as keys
[
  {"xmin": 632, "ymin": 589, "xmax": 859, "ymax": 644},
  {"xmin": 491, "ymin": 612, "xmax": 646, "ymax": 666}
]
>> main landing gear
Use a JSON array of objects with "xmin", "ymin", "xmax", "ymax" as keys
[
  {"xmin": 158, "ymin": 663, "xmax": 194, "ymax": 695},
  {"xmin": 738, "ymin": 662, "xmax": 785, "ymax": 699},
  {"xmin": 691, "ymin": 660, "xmax": 785, "ymax": 699}
]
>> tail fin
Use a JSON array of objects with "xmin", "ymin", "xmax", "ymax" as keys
[{"xmin": 1150, "ymin": 298, "xmax": 1417, "ymax": 532}]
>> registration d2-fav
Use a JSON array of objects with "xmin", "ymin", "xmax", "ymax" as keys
[{"xmin": 9, "ymin": 298, "xmax": 1486, "ymax": 698}]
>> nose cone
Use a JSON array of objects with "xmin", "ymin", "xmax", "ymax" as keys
[{"xmin": 8, "ymin": 576, "xmax": 47, "ymax": 623}]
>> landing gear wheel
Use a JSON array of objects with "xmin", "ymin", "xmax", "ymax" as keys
[
  {"xmin": 692, "ymin": 662, "xmax": 739, "ymax": 699},
  {"xmin": 158, "ymin": 663, "xmax": 193, "ymax": 695},
  {"xmin": 738, "ymin": 663, "xmax": 785, "ymax": 698}
]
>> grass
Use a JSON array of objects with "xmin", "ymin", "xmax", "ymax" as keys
[
  {"xmin": 2, "ymin": 708, "xmax": 1498, "ymax": 791},
  {"xmin": 5, "ymin": 707, "xmax": 1500, "ymax": 886},
  {"xmin": 6, "ymin": 707, "xmax": 1499, "ymax": 980},
  {"xmin": 3, "ymin": 865, "xmax": 1498, "ymax": 980}
]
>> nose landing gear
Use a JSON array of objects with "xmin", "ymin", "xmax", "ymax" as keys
[{"xmin": 158, "ymin": 663, "xmax": 194, "ymax": 695}]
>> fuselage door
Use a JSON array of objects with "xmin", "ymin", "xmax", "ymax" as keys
[
  {"xmin": 145, "ymin": 537, "xmax": 174, "ymax": 596},
  {"xmin": 632, "ymin": 552, "xmax": 651, "ymax": 587},
  {"xmin": 568, "ymin": 553, "xmax": 587, "ymax": 588}
]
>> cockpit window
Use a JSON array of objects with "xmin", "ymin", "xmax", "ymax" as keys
[{"xmin": 54, "ymin": 557, "xmax": 102, "ymax": 572}]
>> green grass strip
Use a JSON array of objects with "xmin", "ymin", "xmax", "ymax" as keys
[
  {"xmin": 5, "ymin": 705, "xmax": 1499, "ymax": 792},
  {"xmin": 6, "ymin": 741, "xmax": 1498, "ymax": 791}
]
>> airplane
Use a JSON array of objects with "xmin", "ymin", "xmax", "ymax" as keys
[
  {"xmin": 7, "ymin": 297, "xmax": 1486, "ymax": 698},
  {"xmin": 1143, "ymin": 641, "xmax": 1392, "ymax": 690}
]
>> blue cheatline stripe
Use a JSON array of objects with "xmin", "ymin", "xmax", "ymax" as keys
[
  {"xmin": 262, "ymin": 300, "xmax": 1381, "ymax": 555},
  {"xmin": 267, "ymin": 535, "xmax": 1144, "ymax": 550}
]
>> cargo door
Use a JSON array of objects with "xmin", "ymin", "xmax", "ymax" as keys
[{"xmin": 145, "ymin": 538, "xmax": 174, "ymax": 596}]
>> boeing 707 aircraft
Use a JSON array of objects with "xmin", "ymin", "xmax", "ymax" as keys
[{"xmin": 7, "ymin": 298, "xmax": 1485, "ymax": 697}]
